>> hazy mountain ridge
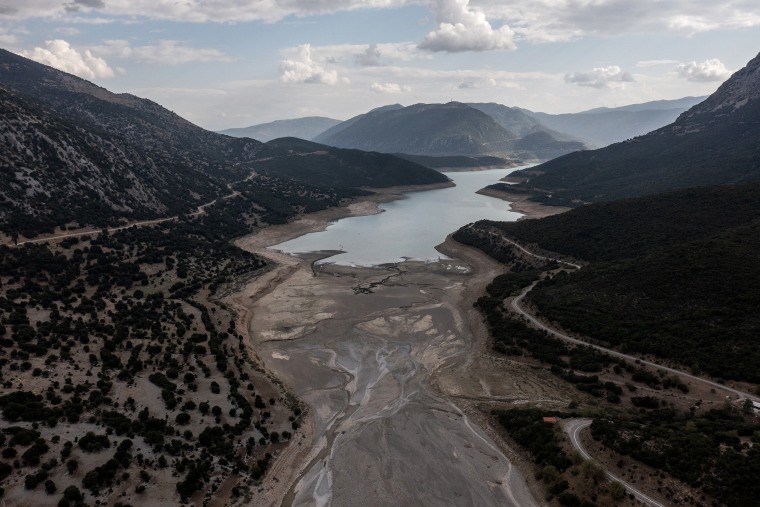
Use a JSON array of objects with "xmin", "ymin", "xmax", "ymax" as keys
[
  {"xmin": 510, "ymin": 51, "xmax": 760, "ymax": 205},
  {"xmin": 521, "ymin": 96, "xmax": 705, "ymax": 148},
  {"xmin": 314, "ymin": 101, "xmax": 516, "ymax": 157},
  {"xmin": 311, "ymin": 99, "xmax": 696, "ymax": 161},
  {"xmin": 467, "ymin": 102, "xmax": 580, "ymax": 141},
  {"xmin": 219, "ymin": 116, "xmax": 341, "ymax": 142},
  {"xmin": 312, "ymin": 104, "xmax": 404, "ymax": 142}
]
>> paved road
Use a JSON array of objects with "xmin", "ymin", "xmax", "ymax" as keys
[
  {"xmin": 9, "ymin": 184, "xmax": 242, "ymax": 247},
  {"xmin": 502, "ymin": 237, "xmax": 760, "ymax": 403},
  {"xmin": 563, "ymin": 419, "xmax": 667, "ymax": 507}
]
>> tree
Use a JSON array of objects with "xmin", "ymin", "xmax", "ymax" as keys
[
  {"xmin": 45, "ymin": 479, "xmax": 57, "ymax": 494},
  {"xmin": 608, "ymin": 481, "xmax": 625, "ymax": 500}
]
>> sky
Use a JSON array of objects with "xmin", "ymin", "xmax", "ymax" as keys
[{"xmin": 2, "ymin": 1, "xmax": 760, "ymax": 130}]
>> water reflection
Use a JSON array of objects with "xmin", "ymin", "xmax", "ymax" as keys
[{"xmin": 271, "ymin": 167, "xmax": 524, "ymax": 266}]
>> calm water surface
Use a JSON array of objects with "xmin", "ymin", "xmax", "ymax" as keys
[{"xmin": 271, "ymin": 167, "xmax": 524, "ymax": 265}]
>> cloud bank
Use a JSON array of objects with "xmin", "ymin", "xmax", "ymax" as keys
[
  {"xmin": 565, "ymin": 66, "xmax": 634, "ymax": 88},
  {"xmin": 419, "ymin": 0, "xmax": 515, "ymax": 52},
  {"xmin": 21, "ymin": 39, "xmax": 114, "ymax": 79},
  {"xmin": 355, "ymin": 43, "xmax": 382, "ymax": 66},
  {"xmin": 95, "ymin": 40, "xmax": 232, "ymax": 65},
  {"xmin": 676, "ymin": 58, "xmax": 731, "ymax": 82},
  {"xmin": 5, "ymin": 0, "xmax": 760, "ymax": 45},
  {"xmin": 280, "ymin": 44, "xmax": 346, "ymax": 84},
  {"xmin": 370, "ymin": 82, "xmax": 410, "ymax": 93}
]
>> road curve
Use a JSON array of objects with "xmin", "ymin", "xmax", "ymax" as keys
[
  {"xmin": 563, "ymin": 419, "xmax": 667, "ymax": 507},
  {"xmin": 500, "ymin": 236, "xmax": 760, "ymax": 403}
]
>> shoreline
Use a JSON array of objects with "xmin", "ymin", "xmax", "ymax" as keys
[
  {"xmin": 227, "ymin": 183, "xmax": 568, "ymax": 505},
  {"xmin": 476, "ymin": 187, "xmax": 571, "ymax": 219},
  {"xmin": 229, "ymin": 186, "xmax": 435, "ymax": 506},
  {"xmin": 436, "ymin": 162, "xmax": 524, "ymax": 172}
]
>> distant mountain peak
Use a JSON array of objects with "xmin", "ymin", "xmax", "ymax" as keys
[
  {"xmin": 674, "ymin": 51, "xmax": 760, "ymax": 131},
  {"xmin": 511, "ymin": 50, "xmax": 760, "ymax": 204}
]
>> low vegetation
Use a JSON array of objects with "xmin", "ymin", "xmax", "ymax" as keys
[{"xmin": 0, "ymin": 183, "xmax": 360, "ymax": 504}]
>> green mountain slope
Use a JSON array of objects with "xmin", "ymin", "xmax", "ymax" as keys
[
  {"xmin": 456, "ymin": 182, "xmax": 760, "ymax": 382},
  {"xmin": 254, "ymin": 138, "xmax": 450, "ymax": 188},
  {"xmin": 313, "ymin": 101, "xmax": 515, "ymax": 156}
]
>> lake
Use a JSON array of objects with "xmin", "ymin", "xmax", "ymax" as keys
[{"xmin": 271, "ymin": 167, "xmax": 524, "ymax": 265}]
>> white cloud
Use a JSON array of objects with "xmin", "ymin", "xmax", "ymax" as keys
[
  {"xmin": 21, "ymin": 39, "xmax": 115, "ymax": 79},
  {"xmin": 370, "ymin": 82, "xmax": 411, "ymax": 93},
  {"xmin": 279, "ymin": 44, "xmax": 346, "ymax": 85},
  {"xmin": 95, "ymin": 40, "xmax": 233, "ymax": 65},
  {"xmin": 676, "ymin": 58, "xmax": 731, "ymax": 82},
  {"xmin": 565, "ymin": 66, "xmax": 634, "ymax": 88},
  {"xmin": 419, "ymin": 0, "xmax": 515, "ymax": 52},
  {"xmin": 355, "ymin": 43, "xmax": 382, "ymax": 66}
]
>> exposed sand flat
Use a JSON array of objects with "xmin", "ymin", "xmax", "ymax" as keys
[
  {"xmin": 476, "ymin": 187, "xmax": 571, "ymax": 219},
  {"xmin": 244, "ymin": 259, "xmax": 537, "ymax": 507},
  {"xmin": 228, "ymin": 188, "xmax": 556, "ymax": 506}
]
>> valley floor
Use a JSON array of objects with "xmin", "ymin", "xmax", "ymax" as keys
[{"xmin": 228, "ymin": 191, "xmax": 573, "ymax": 506}]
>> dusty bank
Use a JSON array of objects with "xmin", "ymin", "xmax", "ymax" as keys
[{"xmin": 228, "ymin": 189, "xmax": 556, "ymax": 506}]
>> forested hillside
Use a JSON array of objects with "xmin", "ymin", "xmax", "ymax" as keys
[{"xmin": 455, "ymin": 182, "xmax": 760, "ymax": 382}]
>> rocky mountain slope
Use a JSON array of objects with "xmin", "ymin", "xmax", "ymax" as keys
[
  {"xmin": 0, "ymin": 49, "xmax": 260, "ymax": 236},
  {"xmin": 218, "ymin": 116, "xmax": 341, "ymax": 142},
  {"xmin": 511, "ymin": 51, "xmax": 760, "ymax": 205},
  {"xmin": 0, "ymin": 50, "xmax": 442, "ymax": 238}
]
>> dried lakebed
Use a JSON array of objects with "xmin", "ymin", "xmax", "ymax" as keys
[{"xmin": 231, "ymin": 173, "xmax": 544, "ymax": 506}]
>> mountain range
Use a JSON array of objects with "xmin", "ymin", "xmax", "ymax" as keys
[
  {"xmin": 221, "ymin": 97, "xmax": 704, "ymax": 161},
  {"xmin": 218, "ymin": 116, "xmax": 341, "ymax": 142},
  {"xmin": 521, "ymin": 96, "xmax": 705, "ymax": 148},
  {"xmin": 510, "ymin": 51, "xmax": 760, "ymax": 205},
  {"xmin": 312, "ymin": 101, "xmax": 586, "ymax": 161},
  {"xmin": 0, "ymin": 49, "xmax": 443, "ymax": 238}
]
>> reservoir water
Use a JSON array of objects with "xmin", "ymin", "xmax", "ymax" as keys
[{"xmin": 271, "ymin": 167, "xmax": 523, "ymax": 265}]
